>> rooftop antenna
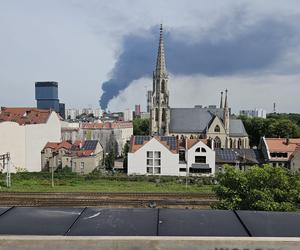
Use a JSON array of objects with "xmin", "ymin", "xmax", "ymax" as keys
[{"xmin": 273, "ymin": 102, "xmax": 276, "ymax": 114}]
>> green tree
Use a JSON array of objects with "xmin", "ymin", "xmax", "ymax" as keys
[
  {"xmin": 122, "ymin": 142, "xmax": 130, "ymax": 173},
  {"xmin": 133, "ymin": 118, "xmax": 149, "ymax": 135},
  {"xmin": 213, "ymin": 165, "xmax": 300, "ymax": 211},
  {"xmin": 105, "ymin": 149, "xmax": 115, "ymax": 171}
]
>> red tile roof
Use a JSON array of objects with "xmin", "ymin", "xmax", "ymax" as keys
[
  {"xmin": 0, "ymin": 107, "xmax": 54, "ymax": 125},
  {"xmin": 76, "ymin": 150, "xmax": 94, "ymax": 157},
  {"xmin": 265, "ymin": 138, "xmax": 300, "ymax": 160},
  {"xmin": 44, "ymin": 141, "xmax": 72, "ymax": 150}
]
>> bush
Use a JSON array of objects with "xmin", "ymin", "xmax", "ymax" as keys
[{"xmin": 213, "ymin": 164, "xmax": 300, "ymax": 211}]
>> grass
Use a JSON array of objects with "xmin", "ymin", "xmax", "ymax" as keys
[{"xmin": 0, "ymin": 174, "xmax": 213, "ymax": 193}]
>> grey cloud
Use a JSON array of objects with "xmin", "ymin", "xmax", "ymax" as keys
[{"xmin": 99, "ymin": 15, "xmax": 297, "ymax": 109}]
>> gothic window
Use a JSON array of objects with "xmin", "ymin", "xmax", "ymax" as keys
[
  {"xmin": 161, "ymin": 80, "xmax": 165, "ymax": 93},
  {"xmin": 162, "ymin": 108, "xmax": 166, "ymax": 122},
  {"xmin": 214, "ymin": 136, "xmax": 221, "ymax": 148},
  {"xmin": 230, "ymin": 138, "xmax": 233, "ymax": 148},
  {"xmin": 155, "ymin": 108, "xmax": 159, "ymax": 121},
  {"xmin": 214, "ymin": 125, "xmax": 220, "ymax": 132},
  {"xmin": 238, "ymin": 138, "xmax": 242, "ymax": 149}
]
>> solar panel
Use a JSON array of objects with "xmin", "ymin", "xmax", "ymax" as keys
[
  {"xmin": 160, "ymin": 136, "xmax": 177, "ymax": 150},
  {"xmin": 82, "ymin": 140, "xmax": 98, "ymax": 150},
  {"xmin": 135, "ymin": 136, "xmax": 151, "ymax": 145}
]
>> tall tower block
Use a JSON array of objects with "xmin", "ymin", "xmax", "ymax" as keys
[{"xmin": 150, "ymin": 24, "xmax": 170, "ymax": 136}]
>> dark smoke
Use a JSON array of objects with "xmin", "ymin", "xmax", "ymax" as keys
[{"xmin": 99, "ymin": 18, "xmax": 295, "ymax": 110}]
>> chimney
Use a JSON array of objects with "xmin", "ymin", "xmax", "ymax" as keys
[{"xmin": 286, "ymin": 138, "xmax": 289, "ymax": 145}]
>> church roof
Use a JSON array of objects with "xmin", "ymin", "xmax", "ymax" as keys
[
  {"xmin": 169, "ymin": 107, "xmax": 248, "ymax": 137},
  {"xmin": 229, "ymin": 119, "xmax": 248, "ymax": 137},
  {"xmin": 170, "ymin": 108, "xmax": 214, "ymax": 133}
]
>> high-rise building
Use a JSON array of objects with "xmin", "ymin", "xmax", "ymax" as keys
[
  {"xmin": 239, "ymin": 109, "xmax": 267, "ymax": 119},
  {"xmin": 35, "ymin": 82, "xmax": 59, "ymax": 112},
  {"xmin": 35, "ymin": 81, "xmax": 65, "ymax": 119},
  {"xmin": 135, "ymin": 105, "xmax": 141, "ymax": 116}
]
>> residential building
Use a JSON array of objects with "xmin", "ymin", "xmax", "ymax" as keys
[
  {"xmin": 149, "ymin": 25, "xmax": 249, "ymax": 149},
  {"xmin": 70, "ymin": 140, "xmax": 103, "ymax": 175},
  {"xmin": 135, "ymin": 105, "xmax": 141, "ymax": 116},
  {"xmin": 123, "ymin": 109, "xmax": 133, "ymax": 121},
  {"xmin": 290, "ymin": 149, "xmax": 300, "ymax": 172},
  {"xmin": 80, "ymin": 122, "xmax": 133, "ymax": 156},
  {"xmin": 42, "ymin": 140, "xmax": 103, "ymax": 174},
  {"xmin": 240, "ymin": 108, "xmax": 267, "ymax": 118},
  {"xmin": 0, "ymin": 107, "xmax": 61, "ymax": 172},
  {"xmin": 128, "ymin": 136, "xmax": 215, "ymax": 176},
  {"xmin": 259, "ymin": 137, "xmax": 300, "ymax": 168},
  {"xmin": 41, "ymin": 141, "xmax": 73, "ymax": 171}
]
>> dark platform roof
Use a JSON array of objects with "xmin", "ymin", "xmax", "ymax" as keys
[
  {"xmin": 0, "ymin": 207, "xmax": 299, "ymax": 237},
  {"xmin": 68, "ymin": 208, "xmax": 158, "ymax": 236},
  {"xmin": 0, "ymin": 207, "xmax": 83, "ymax": 235},
  {"xmin": 236, "ymin": 210, "xmax": 300, "ymax": 237}
]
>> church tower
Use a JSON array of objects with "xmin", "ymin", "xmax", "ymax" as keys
[{"xmin": 150, "ymin": 24, "xmax": 170, "ymax": 136}]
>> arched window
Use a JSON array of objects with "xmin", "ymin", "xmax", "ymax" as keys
[
  {"xmin": 155, "ymin": 108, "xmax": 159, "ymax": 121},
  {"xmin": 201, "ymin": 148, "xmax": 206, "ymax": 152},
  {"xmin": 214, "ymin": 125, "xmax": 220, "ymax": 132},
  {"xmin": 230, "ymin": 138, "xmax": 233, "ymax": 148},
  {"xmin": 214, "ymin": 137, "xmax": 221, "ymax": 148},
  {"xmin": 195, "ymin": 147, "xmax": 200, "ymax": 152}
]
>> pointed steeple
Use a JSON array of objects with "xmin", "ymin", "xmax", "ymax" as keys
[
  {"xmin": 155, "ymin": 24, "xmax": 167, "ymax": 77},
  {"xmin": 220, "ymin": 91, "xmax": 224, "ymax": 108}
]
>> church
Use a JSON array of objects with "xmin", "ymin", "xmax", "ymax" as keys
[{"xmin": 149, "ymin": 25, "xmax": 249, "ymax": 149}]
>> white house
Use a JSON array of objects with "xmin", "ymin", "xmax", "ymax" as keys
[
  {"xmin": 0, "ymin": 107, "xmax": 61, "ymax": 172},
  {"xmin": 128, "ymin": 136, "xmax": 215, "ymax": 176}
]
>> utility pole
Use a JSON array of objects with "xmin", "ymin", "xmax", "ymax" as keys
[{"xmin": 0, "ymin": 153, "xmax": 11, "ymax": 188}]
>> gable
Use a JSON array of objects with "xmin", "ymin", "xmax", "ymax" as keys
[{"xmin": 207, "ymin": 116, "xmax": 226, "ymax": 134}]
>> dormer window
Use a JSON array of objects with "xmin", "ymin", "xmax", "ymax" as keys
[{"xmin": 214, "ymin": 125, "xmax": 220, "ymax": 132}]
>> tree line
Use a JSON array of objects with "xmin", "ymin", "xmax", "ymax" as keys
[{"xmin": 240, "ymin": 113, "xmax": 300, "ymax": 146}]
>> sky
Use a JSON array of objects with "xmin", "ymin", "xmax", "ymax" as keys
[{"xmin": 1, "ymin": 0, "xmax": 300, "ymax": 114}]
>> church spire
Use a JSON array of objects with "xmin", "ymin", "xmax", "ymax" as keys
[
  {"xmin": 220, "ymin": 91, "xmax": 224, "ymax": 108},
  {"xmin": 155, "ymin": 24, "xmax": 167, "ymax": 77}
]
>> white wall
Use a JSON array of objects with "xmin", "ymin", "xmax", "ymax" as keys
[
  {"xmin": 186, "ymin": 141, "xmax": 215, "ymax": 175},
  {"xmin": 128, "ymin": 138, "xmax": 181, "ymax": 176},
  {"xmin": 0, "ymin": 111, "xmax": 61, "ymax": 172}
]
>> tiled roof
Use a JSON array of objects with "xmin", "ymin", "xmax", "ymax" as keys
[
  {"xmin": 76, "ymin": 150, "xmax": 94, "ymax": 157},
  {"xmin": 81, "ymin": 122, "xmax": 133, "ymax": 129},
  {"xmin": 186, "ymin": 138, "xmax": 208, "ymax": 150},
  {"xmin": 0, "ymin": 107, "xmax": 53, "ymax": 125},
  {"xmin": 265, "ymin": 138, "xmax": 300, "ymax": 160},
  {"xmin": 44, "ymin": 141, "xmax": 73, "ymax": 150}
]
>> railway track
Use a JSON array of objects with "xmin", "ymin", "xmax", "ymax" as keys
[{"xmin": 0, "ymin": 192, "xmax": 218, "ymax": 208}]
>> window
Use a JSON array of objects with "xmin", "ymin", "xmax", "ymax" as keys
[
  {"xmin": 195, "ymin": 147, "xmax": 200, "ymax": 152},
  {"xmin": 214, "ymin": 137, "xmax": 221, "ymax": 148},
  {"xmin": 179, "ymin": 168, "xmax": 187, "ymax": 172},
  {"xmin": 179, "ymin": 150, "xmax": 186, "ymax": 162},
  {"xmin": 189, "ymin": 168, "xmax": 211, "ymax": 174},
  {"xmin": 155, "ymin": 108, "xmax": 159, "ymax": 121},
  {"xmin": 201, "ymin": 148, "xmax": 206, "ymax": 152},
  {"xmin": 80, "ymin": 162, "xmax": 84, "ymax": 174},
  {"xmin": 146, "ymin": 151, "xmax": 161, "ymax": 174},
  {"xmin": 161, "ymin": 80, "xmax": 165, "ymax": 93},
  {"xmin": 195, "ymin": 156, "xmax": 206, "ymax": 163},
  {"xmin": 214, "ymin": 125, "xmax": 220, "ymax": 132}
]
